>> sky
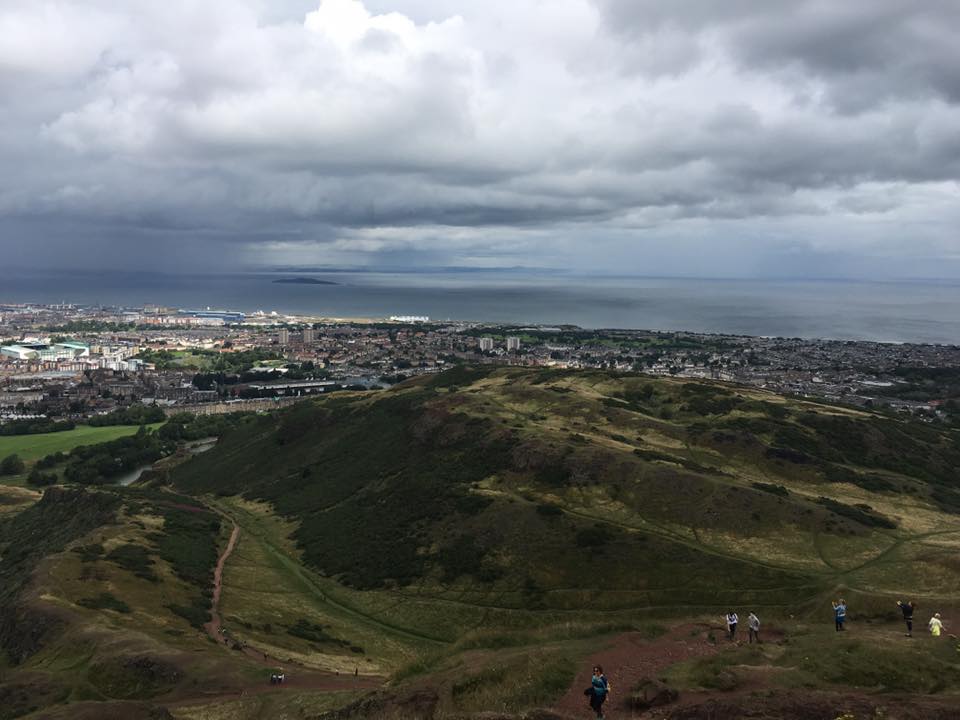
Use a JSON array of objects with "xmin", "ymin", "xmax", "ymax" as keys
[{"xmin": 1, "ymin": 0, "xmax": 959, "ymax": 278}]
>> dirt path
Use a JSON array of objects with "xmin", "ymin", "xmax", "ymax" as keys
[
  {"xmin": 552, "ymin": 624, "xmax": 720, "ymax": 719},
  {"xmin": 202, "ymin": 521, "xmax": 387, "ymax": 687},
  {"xmin": 203, "ymin": 523, "xmax": 240, "ymax": 643},
  {"xmin": 209, "ymin": 497, "xmax": 449, "ymax": 646},
  {"xmin": 166, "ymin": 671, "xmax": 382, "ymax": 711}
]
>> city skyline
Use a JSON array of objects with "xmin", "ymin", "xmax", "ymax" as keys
[{"xmin": 2, "ymin": 1, "xmax": 959, "ymax": 279}]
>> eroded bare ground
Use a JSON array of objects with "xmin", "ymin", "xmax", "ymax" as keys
[{"xmin": 309, "ymin": 620, "xmax": 960, "ymax": 720}]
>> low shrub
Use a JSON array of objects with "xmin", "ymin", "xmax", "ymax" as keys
[
  {"xmin": 167, "ymin": 601, "xmax": 209, "ymax": 629},
  {"xmin": 817, "ymin": 497, "xmax": 896, "ymax": 529},
  {"xmin": 72, "ymin": 543, "xmax": 104, "ymax": 562},
  {"xmin": 106, "ymin": 543, "xmax": 158, "ymax": 582},
  {"xmin": 576, "ymin": 525, "xmax": 612, "ymax": 547},
  {"xmin": 752, "ymin": 482, "xmax": 789, "ymax": 497},
  {"xmin": 78, "ymin": 592, "xmax": 130, "ymax": 613},
  {"xmin": 536, "ymin": 503, "xmax": 563, "ymax": 517}
]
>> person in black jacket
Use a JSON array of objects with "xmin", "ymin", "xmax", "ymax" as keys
[{"xmin": 897, "ymin": 600, "xmax": 916, "ymax": 637}]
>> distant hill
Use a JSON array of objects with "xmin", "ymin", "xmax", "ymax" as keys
[{"xmin": 271, "ymin": 277, "xmax": 339, "ymax": 285}]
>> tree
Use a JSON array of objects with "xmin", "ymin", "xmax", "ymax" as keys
[
  {"xmin": 27, "ymin": 468, "xmax": 57, "ymax": 486},
  {"xmin": 0, "ymin": 454, "xmax": 26, "ymax": 476}
]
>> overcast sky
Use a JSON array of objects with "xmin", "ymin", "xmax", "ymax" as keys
[{"xmin": 2, "ymin": 0, "xmax": 959, "ymax": 278}]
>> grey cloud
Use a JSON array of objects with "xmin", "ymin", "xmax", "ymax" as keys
[
  {"xmin": 595, "ymin": 0, "xmax": 960, "ymax": 109},
  {"xmin": 1, "ymin": 0, "xmax": 959, "ymax": 277}
]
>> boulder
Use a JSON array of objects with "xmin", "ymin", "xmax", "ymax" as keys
[{"xmin": 627, "ymin": 677, "xmax": 679, "ymax": 711}]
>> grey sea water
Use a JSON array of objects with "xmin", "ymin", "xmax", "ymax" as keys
[{"xmin": 3, "ymin": 270, "xmax": 959, "ymax": 345}]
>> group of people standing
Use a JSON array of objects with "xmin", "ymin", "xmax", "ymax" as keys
[
  {"xmin": 896, "ymin": 600, "xmax": 945, "ymax": 638},
  {"xmin": 725, "ymin": 601, "xmax": 947, "ymax": 645},
  {"xmin": 834, "ymin": 598, "xmax": 946, "ymax": 637},
  {"xmin": 582, "ymin": 601, "xmax": 948, "ymax": 718},
  {"xmin": 724, "ymin": 600, "xmax": 949, "ymax": 647},
  {"xmin": 724, "ymin": 611, "xmax": 762, "ymax": 643}
]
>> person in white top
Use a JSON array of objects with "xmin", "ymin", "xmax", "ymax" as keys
[
  {"xmin": 747, "ymin": 612, "xmax": 761, "ymax": 644},
  {"xmin": 726, "ymin": 611, "xmax": 739, "ymax": 641},
  {"xmin": 929, "ymin": 613, "xmax": 944, "ymax": 637}
]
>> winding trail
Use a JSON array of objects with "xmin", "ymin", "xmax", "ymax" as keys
[
  {"xmin": 201, "ymin": 519, "xmax": 384, "ymax": 689},
  {"xmin": 209, "ymin": 498, "xmax": 449, "ymax": 646},
  {"xmin": 203, "ymin": 523, "xmax": 240, "ymax": 643}
]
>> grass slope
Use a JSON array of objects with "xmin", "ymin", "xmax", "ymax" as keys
[
  {"xmin": 171, "ymin": 367, "xmax": 960, "ymax": 625},
  {"xmin": 0, "ymin": 485, "xmax": 247, "ymax": 718},
  {"xmin": 3, "ymin": 367, "xmax": 959, "ymax": 718}
]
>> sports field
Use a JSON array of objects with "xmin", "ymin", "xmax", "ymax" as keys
[{"xmin": 0, "ymin": 423, "xmax": 164, "ymax": 463}]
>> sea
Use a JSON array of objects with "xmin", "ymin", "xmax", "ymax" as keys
[{"xmin": 4, "ymin": 270, "xmax": 960, "ymax": 345}]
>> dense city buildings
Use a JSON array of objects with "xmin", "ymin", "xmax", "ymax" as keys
[
  {"xmin": 1, "ymin": 301, "xmax": 958, "ymax": 426},
  {"xmin": 1, "ymin": 342, "xmax": 90, "ymax": 361}
]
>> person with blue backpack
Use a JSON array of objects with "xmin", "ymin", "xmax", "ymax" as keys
[
  {"xmin": 584, "ymin": 664, "xmax": 610, "ymax": 719},
  {"xmin": 833, "ymin": 598, "xmax": 847, "ymax": 631}
]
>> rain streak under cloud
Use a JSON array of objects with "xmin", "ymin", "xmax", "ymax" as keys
[{"xmin": 2, "ymin": 0, "xmax": 960, "ymax": 277}]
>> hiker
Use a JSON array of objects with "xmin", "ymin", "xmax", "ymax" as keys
[
  {"xmin": 833, "ymin": 599, "xmax": 847, "ymax": 631},
  {"xmin": 585, "ymin": 665, "xmax": 609, "ymax": 719},
  {"xmin": 897, "ymin": 600, "xmax": 916, "ymax": 637},
  {"xmin": 747, "ymin": 612, "xmax": 760, "ymax": 644},
  {"xmin": 929, "ymin": 613, "xmax": 944, "ymax": 638},
  {"xmin": 726, "ymin": 611, "xmax": 739, "ymax": 641}
]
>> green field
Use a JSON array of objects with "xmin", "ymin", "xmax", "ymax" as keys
[
  {"xmin": 168, "ymin": 350, "xmax": 216, "ymax": 370},
  {"xmin": 0, "ymin": 423, "xmax": 164, "ymax": 463}
]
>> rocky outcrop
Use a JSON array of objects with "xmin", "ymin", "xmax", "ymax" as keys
[{"xmin": 627, "ymin": 677, "xmax": 680, "ymax": 711}]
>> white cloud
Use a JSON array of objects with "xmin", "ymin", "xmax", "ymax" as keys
[{"xmin": 0, "ymin": 3, "xmax": 119, "ymax": 78}]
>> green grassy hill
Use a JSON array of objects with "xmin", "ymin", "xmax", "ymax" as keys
[
  {"xmin": 0, "ymin": 484, "xmax": 253, "ymax": 717},
  {"xmin": 172, "ymin": 367, "xmax": 960, "ymax": 613},
  {"xmin": 2, "ymin": 367, "xmax": 960, "ymax": 719},
  {"xmin": 166, "ymin": 367, "xmax": 960, "ymax": 718}
]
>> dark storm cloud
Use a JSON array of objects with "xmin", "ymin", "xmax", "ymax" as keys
[
  {"xmin": 597, "ymin": 0, "xmax": 960, "ymax": 109},
  {"xmin": 0, "ymin": 0, "xmax": 958, "ymax": 276}
]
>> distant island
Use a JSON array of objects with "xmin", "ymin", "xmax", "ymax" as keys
[{"xmin": 271, "ymin": 277, "xmax": 338, "ymax": 285}]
